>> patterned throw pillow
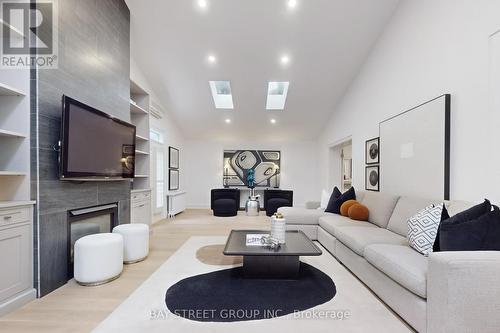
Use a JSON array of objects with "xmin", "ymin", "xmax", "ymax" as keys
[{"xmin": 408, "ymin": 203, "xmax": 444, "ymax": 256}]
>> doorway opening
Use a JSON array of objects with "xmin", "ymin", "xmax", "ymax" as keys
[{"xmin": 328, "ymin": 138, "xmax": 352, "ymax": 192}]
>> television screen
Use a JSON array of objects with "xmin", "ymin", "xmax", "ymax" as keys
[{"xmin": 60, "ymin": 96, "xmax": 136, "ymax": 179}]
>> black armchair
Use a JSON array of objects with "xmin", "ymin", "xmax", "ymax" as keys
[
  {"xmin": 264, "ymin": 189, "xmax": 293, "ymax": 216},
  {"xmin": 211, "ymin": 189, "xmax": 240, "ymax": 217}
]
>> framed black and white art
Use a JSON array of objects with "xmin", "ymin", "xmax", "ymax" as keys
[
  {"xmin": 365, "ymin": 165, "xmax": 380, "ymax": 192},
  {"xmin": 169, "ymin": 169, "xmax": 179, "ymax": 191},
  {"xmin": 169, "ymin": 147, "xmax": 179, "ymax": 169},
  {"xmin": 365, "ymin": 137, "xmax": 380, "ymax": 165}
]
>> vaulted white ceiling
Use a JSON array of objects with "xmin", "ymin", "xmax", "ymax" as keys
[{"xmin": 126, "ymin": 0, "xmax": 399, "ymax": 142}]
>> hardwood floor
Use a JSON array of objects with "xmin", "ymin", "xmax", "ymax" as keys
[{"xmin": 0, "ymin": 209, "xmax": 270, "ymax": 333}]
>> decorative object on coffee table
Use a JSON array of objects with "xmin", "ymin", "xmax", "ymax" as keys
[
  {"xmin": 223, "ymin": 230, "xmax": 321, "ymax": 279},
  {"xmin": 365, "ymin": 165, "xmax": 379, "ymax": 191},
  {"xmin": 271, "ymin": 212, "xmax": 286, "ymax": 243},
  {"xmin": 365, "ymin": 137, "xmax": 379, "ymax": 164}
]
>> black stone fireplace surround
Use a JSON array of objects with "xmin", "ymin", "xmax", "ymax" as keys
[
  {"xmin": 30, "ymin": 0, "xmax": 131, "ymax": 296},
  {"xmin": 67, "ymin": 203, "xmax": 119, "ymax": 280}
]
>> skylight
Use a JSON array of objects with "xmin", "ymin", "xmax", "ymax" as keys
[
  {"xmin": 209, "ymin": 81, "xmax": 234, "ymax": 109},
  {"xmin": 266, "ymin": 82, "xmax": 289, "ymax": 110}
]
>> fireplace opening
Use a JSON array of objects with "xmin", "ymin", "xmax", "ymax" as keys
[{"xmin": 67, "ymin": 203, "xmax": 119, "ymax": 280}]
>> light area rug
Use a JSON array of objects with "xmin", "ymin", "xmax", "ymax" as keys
[{"xmin": 92, "ymin": 237, "xmax": 411, "ymax": 333}]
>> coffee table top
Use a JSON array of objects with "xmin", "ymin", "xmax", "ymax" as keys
[{"xmin": 223, "ymin": 230, "xmax": 322, "ymax": 256}]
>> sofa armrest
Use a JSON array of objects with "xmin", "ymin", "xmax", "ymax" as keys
[
  {"xmin": 305, "ymin": 201, "xmax": 321, "ymax": 209},
  {"xmin": 427, "ymin": 251, "xmax": 500, "ymax": 333}
]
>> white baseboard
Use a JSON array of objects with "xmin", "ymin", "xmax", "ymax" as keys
[{"xmin": 0, "ymin": 288, "xmax": 37, "ymax": 317}]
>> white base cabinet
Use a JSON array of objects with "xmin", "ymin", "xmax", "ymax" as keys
[
  {"xmin": 0, "ymin": 201, "xmax": 36, "ymax": 316},
  {"xmin": 131, "ymin": 190, "xmax": 152, "ymax": 225}
]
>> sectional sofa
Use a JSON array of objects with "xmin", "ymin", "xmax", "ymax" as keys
[{"xmin": 278, "ymin": 191, "xmax": 500, "ymax": 333}]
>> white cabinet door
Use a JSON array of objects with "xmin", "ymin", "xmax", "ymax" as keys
[
  {"xmin": 0, "ymin": 224, "xmax": 31, "ymax": 302},
  {"xmin": 131, "ymin": 200, "xmax": 151, "ymax": 225}
]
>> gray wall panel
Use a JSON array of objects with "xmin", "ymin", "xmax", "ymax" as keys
[{"xmin": 32, "ymin": 0, "xmax": 130, "ymax": 296}]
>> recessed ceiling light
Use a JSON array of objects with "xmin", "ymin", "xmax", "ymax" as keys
[
  {"xmin": 225, "ymin": 118, "xmax": 231, "ymax": 124},
  {"xmin": 270, "ymin": 119, "xmax": 277, "ymax": 124},
  {"xmin": 287, "ymin": 0, "xmax": 297, "ymax": 9},
  {"xmin": 280, "ymin": 55, "xmax": 290, "ymax": 65},
  {"xmin": 197, "ymin": 0, "xmax": 208, "ymax": 9},
  {"xmin": 207, "ymin": 54, "xmax": 216, "ymax": 64}
]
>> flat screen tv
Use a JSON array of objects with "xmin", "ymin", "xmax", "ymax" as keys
[{"xmin": 60, "ymin": 96, "xmax": 136, "ymax": 180}]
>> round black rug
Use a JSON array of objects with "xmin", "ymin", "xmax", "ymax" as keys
[{"xmin": 165, "ymin": 262, "xmax": 336, "ymax": 322}]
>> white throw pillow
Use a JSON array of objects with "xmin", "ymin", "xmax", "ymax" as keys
[
  {"xmin": 319, "ymin": 189, "xmax": 332, "ymax": 210},
  {"xmin": 407, "ymin": 203, "xmax": 444, "ymax": 256}
]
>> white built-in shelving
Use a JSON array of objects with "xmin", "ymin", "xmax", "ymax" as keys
[
  {"xmin": 136, "ymin": 134, "xmax": 149, "ymax": 141},
  {"xmin": 0, "ymin": 67, "xmax": 31, "ymax": 202},
  {"xmin": 130, "ymin": 79, "xmax": 151, "ymax": 191},
  {"xmin": 135, "ymin": 149, "xmax": 149, "ymax": 155},
  {"xmin": 0, "ymin": 82, "xmax": 26, "ymax": 96}
]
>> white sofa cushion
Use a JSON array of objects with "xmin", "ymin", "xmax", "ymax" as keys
[
  {"xmin": 365, "ymin": 244, "xmax": 428, "ymax": 298},
  {"xmin": 277, "ymin": 206, "xmax": 324, "ymax": 225},
  {"xmin": 333, "ymin": 226, "xmax": 407, "ymax": 256},
  {"xmin": 361, "ymin": 192, "xmax": 400, "ymax": 228},
  {"xmin": 387, "ymin": 196, "xmax": 442, "ymax": 237},
  {"xmin": 320, "ymin": 189, "xmax": 332, "ymax": 209},
  {"xmin": 319, "ymin": 213, "xmax": 376, "ymax": 236}
]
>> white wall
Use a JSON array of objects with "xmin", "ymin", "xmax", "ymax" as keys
[
  {"xmin": 319, "ymin": 0, "xmax": 500, "ymax": 203},
  {"xmin": 184, "ymin": 140, "xmax": 320, "ymax": 208}
]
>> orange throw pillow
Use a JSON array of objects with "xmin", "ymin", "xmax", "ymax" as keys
[
  {"xmin": 348, "ymin": 204, "xmax": 369, "ymax": 221},
  {"xmin": 340, "ymin": 200, "xmax": 358, "ymax": 217}
]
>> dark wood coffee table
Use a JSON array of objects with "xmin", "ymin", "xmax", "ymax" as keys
[{"xmin": 223, "ymin": 230, "xmax": 322, "ymax": 279}]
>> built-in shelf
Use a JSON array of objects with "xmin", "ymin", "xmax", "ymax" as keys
[
  {"xmin": 136, "ymin": 134, "xmax": 149, "ymax": 141},
  {"xmin": 0, "ymin": 200, "xmax": 36, "ymax": 209},
  {"xmin": 130, "ymin": 101, "xmax": 148, "ymax": 115},
  {"xmin": 0, "ymin": 171, "xmax": 27, "ymax": 176},
  {"xmin": 130, "ymin": 79, "xmax": 151, "ymax": 193},
  {"xmin": 0, "ymin": 129, "xmax": 27, "ymax": 138},
  {"xmin": 0, "ymin": 82, "xmax": 26, "ymax": 96}
]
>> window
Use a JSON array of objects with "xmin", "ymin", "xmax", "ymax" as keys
[
  {"xmin": 150, "ymin": 129, "xmax": 164, "ymax": 144},
  {"xmin": 266, "ymin": 81, "xmax": 289, "ymax": 110},
  {"xmin": 209, "ymin": 81, "xmax": 234, "ymax": 109},
  {"xmin": 155, "ymin": 150, "xmax": 165, "ymax": 210}
]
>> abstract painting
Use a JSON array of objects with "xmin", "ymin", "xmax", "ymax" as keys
[{"xmin": 223, "ymin": 150, "xmax": 280, "ymax": 188}]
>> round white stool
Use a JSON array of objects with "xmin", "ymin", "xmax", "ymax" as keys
[
  {"xmin": 113, "ymin": 224, "xmax": 149, "ymax": 264},
  {"xmin": 74, "ymin": 233, "xmax": 123, "ymax": 286}
]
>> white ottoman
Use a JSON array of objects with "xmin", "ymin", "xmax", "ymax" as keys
[
  {"xmin": 113, "ymin": 224, "xmax": 149, "ymax": 264},
  {"xmin": 74, "ymin": 233, "xmax": 123, "ymax": 286}
]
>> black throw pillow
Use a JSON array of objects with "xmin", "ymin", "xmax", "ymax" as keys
[
  {"xmin": 433, "ymin": 199, "xmax": 491, "ymax": 252},
  {"xmin": 332, "ymin": 186, "xmax": 342, "ymax": 200},
  {"xmin": 439, "ymin": 205, "xmax": 500, "ymax": 251},
  {"xmin": 325, "ymin": 187, "xmax": 356, "ymax": 214},
  {"xmin": 432, "ymin": 205, "xmax": 450, "ymax": 252}
]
